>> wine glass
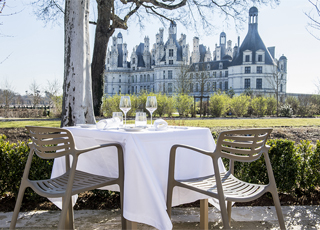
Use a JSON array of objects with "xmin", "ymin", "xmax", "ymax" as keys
[
  {"xmin": 119, "ymin": 96, "xmax": 131, "ymax": 126},
  {"xmin": 146, "ymin": 96, "xmax": 157, "ymax": 125}
]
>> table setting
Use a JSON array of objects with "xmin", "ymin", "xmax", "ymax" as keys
[{"xmin": 49, "ymin": 95, "xmax": 226, "ymax": 229}]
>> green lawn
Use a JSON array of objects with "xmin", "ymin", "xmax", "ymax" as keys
[{"xmin": 1, "ymin": 117, "xmax": 320, "ymax": 128}]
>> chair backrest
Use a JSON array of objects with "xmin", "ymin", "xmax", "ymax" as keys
[
  {"xmin": 215, "ymin": 128, "xmax": 272, "ymax": 162},
  {"xmin": 26, "ymin": 126, "xmax": 75, "ymax": 159}
]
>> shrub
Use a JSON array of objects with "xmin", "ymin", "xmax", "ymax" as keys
[
  {"xmin": 280, "ymin": 104, "xmax": 293, "ymax": 117},
  {"xmin": 0, "ymin": 138, "xmax": 53, "ymax": 201},
  {"xmin": 175, "ymin": 94, "xmax": 193, "ymax": 117},
  {"xmin": 251, "ymin": 96, "xmax": 267, "ymax": 117},
  {"xmin": 229, "ymin": 95, "xmax": 250, "ymax": 117},
  {"xmin": 209, "ymin": 92, "xmax": 230, "ymax": 117},
  {"xmin": 296, "ymin": 140, "xmax": 318, "ymax": 191},
  {"xmin": 266, "ymin": 96, "xmax": 277, "ymax": 116}
]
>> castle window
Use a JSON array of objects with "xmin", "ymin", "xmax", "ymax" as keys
[
  {"xmin": 220, "ymin": 71, "xmax": 222, "ymax": 77},
  {"xmin": 225, "ymin": 71, "xmax": 228, "ymax": 77},
  {"xmin": 163, "ymin": 71, "xmax": 165, "ymax": 79},
  {"xmin": 258, "ymin": 55, "xmax": 263, "ymax": 62},
  {"xmin": 207, "ymin": 64, "xmax": 210, "ymax": 70},
  {"xmin": 280, "ymin": 84, "xmax": 283, "ymax": 92},
  {"xmin": 207, "ymin": 82, "xmax": 210, "ymax": 91},
  {"xmin": 219, "ymin": 62, "xmax": 223, "ymax": 69},
  {"xmin": 140, "ymin": 75, "xmax": 142, "ymax": 82},
  {"xmin": 132, "ymin": 58, "xmax": 135, "ymax": 64},
  {"xmin": 281, "ymin": 64, "xmax": 283, "ymax": 70},
  {"xmin": 245, "ymin": 67, "xmax": 251, "ymax": 74},
  {"xmin": 107, "ymin": 58, "xmax": 109, "ymax": 64},
  {"xmin": 257, "ymin": 66, "xmax": 262, "ymax": 73},
  {"xmin": 132, "ymin": 67, "xmax": 135, "ymax": 70},
  {"xmin": 119, "ymin": 79, "xmax": 121, "ymax": 83},
  {"xmin": 244, "ymin": 79, "xmax": 251, "ymax": 89},
  {"xmin": 245, "ymin": 55, "xmax": 250, "ymax": 62},
  {"xmin": 190, "ymin": 83, "xmax": 193, "ymax": 92},
  {"xmin": 144, "ymin": 75, "xmax": 146, "ymax": 82},
  {"xmin": 168, "ymin": 83, "xmax": 173, "ymax": 93},
  {"xmin": 256, "ymin": 78, "xmax": 262, "ymax": 89},
  {"xmin": 219, "ymin": 82, "xmax": 222, "ymax": 90},
  {"xmin": 168, "ymin": 70, "xmax": 173, "ymax": 79},
  {"xmin": 213, "ymin": 72, "xmax": 216, "ymax": 78},
  {"xmin": 163, "ymin": 83, "xmax": 166, "ymax": 92},
  {"xmin": 196, "ymin": 83, "xmax": 199, "ymax": 92},
  {"xmin": 169, "ymin": 49, "xmax": 174, "ymax": 57},
  {"xmin": 195, "ymin": 65, "xmax": 199, "ymax": 71},
  {"xmin": 213, "ymin": 82, "xmax": 216, "ymax": 91},
  {"xmin": 147, "ymin": 74, "xmax": 150, "ymax": 82},
  {"xmin": 132, "ymin": 76, "xmax": 134, "ymax": 83},
  {"xmin": 169, "ymin": 60, "xmax": 173, "ymax": 65},
  {"xmin": 225, "ymin": 81, "xmax": 228, "ymax": 91}
]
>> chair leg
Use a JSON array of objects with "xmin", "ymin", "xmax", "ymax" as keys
[
  {"xmin": 227, "ymin": 201, "xmax": 232, "ymax": 226},
  {"xmin": 120, "ymin": 187, "xmax": 126, "ymax": 229},
  {"xmin": 9, "ymin": 186, "xmax": 26, "ymax": 229},
  {"xmin": 200, "ymin": 199, "xmax": 208, "ymax": 230},
  {"xmin": 218, "ymin": 197, "xmax": 230, "ymax": 229},
  {"xmin": 166, "ymin": 187, "xmax": 173, "ymax": 218},
  {"xmin": 58, "ymin": 197, "xmax": 74, "ymax": 229},
  {"xmin": 271, "ymin": 191, "xmax": 286, "ymax": 230}
]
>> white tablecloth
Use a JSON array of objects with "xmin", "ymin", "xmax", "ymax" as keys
[{"xmin": 51, "ymin": 126, "xmax": 226, "ymax": 230}]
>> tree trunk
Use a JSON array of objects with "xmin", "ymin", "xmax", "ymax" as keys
[
  {"xmin": 61, "ymin": 0, "xmax": 95, "ymax": 127},
  {"xmin": 91, "ymin": 0, "xmax": 114, "ymax": 116}
]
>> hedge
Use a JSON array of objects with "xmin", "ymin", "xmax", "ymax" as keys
[{"xmin": 1, "ymin": 134, "xmax": 319, "ymax": 203}]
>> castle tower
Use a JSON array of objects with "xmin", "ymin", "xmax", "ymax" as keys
[
  {"xmin": 191, "ymin": 37, "xmax": 200, "ymax": 63},
  {"xmin": 168, "ymin": 21, "xmax": 177, "ymax": 40},
  {"xmin": 110, "ymin": 36, "xmax": 118, "ymax": 68},
  {"xmin": 143, "ymin": 36, "xmax": 151, "ymax": 68},
  {"xmin": 220, "ymin": 32, "xmax": 226, "ymax": 58}
]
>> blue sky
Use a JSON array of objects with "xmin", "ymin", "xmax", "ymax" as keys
[{"xmin": 1, "ymin": 0, "xmax": 320, "ymax": 95}]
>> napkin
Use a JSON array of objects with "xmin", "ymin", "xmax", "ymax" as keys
[
  {"xmin": 96, "ymin": 118, "xmax": 121, "ymax": 130},
  {"xmin": 154, "ymin": 119, "xmax": 168, "ymax": 131}
]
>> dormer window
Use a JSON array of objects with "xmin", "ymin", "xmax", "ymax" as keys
[
  {"xmin": 243, "ymin": 50, "xmax": 252, "ymax": 64},
  {"xmin": 132, "ymin": 58, "xmax": 135, "ymax": 64},
  {"xmin": 256, "ymin": 50, "xmax": 265, "ymax": 63},
  {"xmin": 219, "ymin": 62, "xmax": 223, "ymax": 69},
  {"xmin": 207, "ymin": 64, "xmax": 210, "ymax": 70},
  {"xmin": 195, "ymin": 65, "xmax": 199, "ymax": 71}
]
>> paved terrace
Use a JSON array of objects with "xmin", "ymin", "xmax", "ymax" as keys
[{"xmin": 1, "ymin": 205, "xmax": 320, "ymax": 229}]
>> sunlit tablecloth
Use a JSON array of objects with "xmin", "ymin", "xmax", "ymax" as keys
[{"xmin": 51, "ymin": 126, "xmax": 226, "ymax": 230}]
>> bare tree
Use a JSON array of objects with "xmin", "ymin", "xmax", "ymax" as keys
[
  {"xmin": 174, "ymin": 64, "xmax": 192, "ymax": 94},
  {"xmin": 45, "ymin": 78, "xmax": 62, "ymax": 114},
  {"xmin": 29, "ymin": 80, "xmax": 41, "ymax": 107},
  {"xmin": 61, "ymin": 0, "xmax": 95, "ymax": 126},
  {"xmin": 306, "ymin": 0, "xmax": 320, "ymax": 40},
  {"xmin": 194, "ymin": 68, "xmax": 210, "ymax": 117},
  {"xmin": 0, "ymin": 79, "xmax": 15, "ymax": 110},
  {"xmin": 268, "ymin": 65, "xmax": 286, "ymax": 117}
]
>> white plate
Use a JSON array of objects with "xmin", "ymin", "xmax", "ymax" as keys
[
  {"xmin": 77, "ymin": 124, "xmax": 96, "ymax": 128},
  {"xmin": 123, "ymin": 126, "xmax": 144, "ymax": 132}
]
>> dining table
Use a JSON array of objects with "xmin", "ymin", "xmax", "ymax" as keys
[{"xmin": 50, "ymin": 124, "xmax": 226, "ymax": 230}]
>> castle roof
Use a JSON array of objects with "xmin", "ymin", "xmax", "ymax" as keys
[{"xmin": 232, "ymin": 7, "xmax": 275, "ymax": 66}]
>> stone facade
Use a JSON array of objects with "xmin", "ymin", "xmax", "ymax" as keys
[{"xmin": 104, "ymin": 7, "xmax": 287, "ymax": 97}]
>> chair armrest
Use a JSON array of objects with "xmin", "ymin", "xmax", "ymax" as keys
[
  {"xmin": 170, "ymin": 144, "xmax": 213, "ymax": 157},
  {"xmin": 76, "ymin": 143, "xmax": 123, "ymax": 156}
]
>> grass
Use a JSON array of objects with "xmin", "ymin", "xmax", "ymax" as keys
[{"xmin": 1, "ymin": 117, "xmax": 320, "ymax": 128}]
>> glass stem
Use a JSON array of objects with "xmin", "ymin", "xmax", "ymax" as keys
[
  {"xmin": 125, "ymin": 113, "xmax": 127, "ymax": 126},
  {"xmin": 150, "ymin": 112, "xmax": 153, "ymax": 125}
]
